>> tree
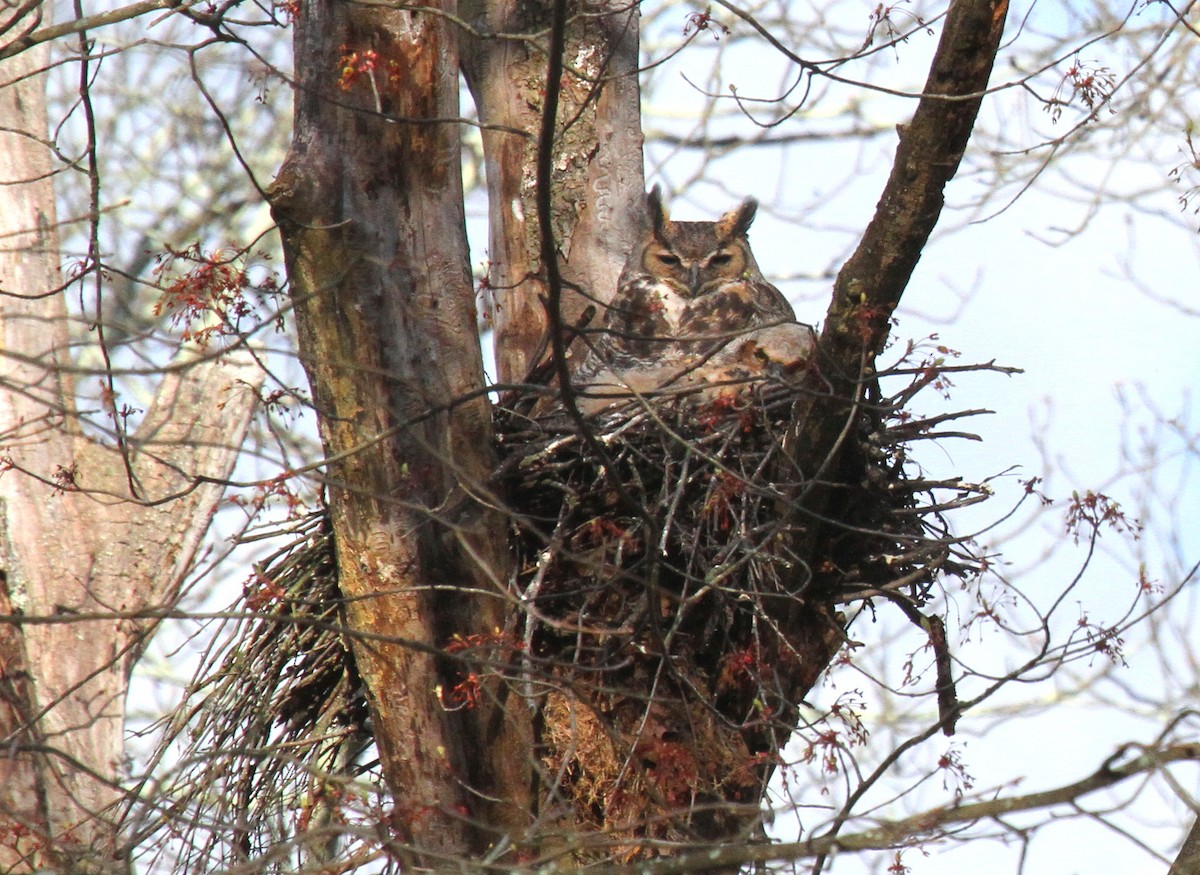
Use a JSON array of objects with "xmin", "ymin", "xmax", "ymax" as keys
[
  {"xmin": 1, "ymin": 0, "xmax": 1198, "ymax": 871},
  {"xmin": 0, "ymin": 30, "xmax": 262, "ymax": 870}
]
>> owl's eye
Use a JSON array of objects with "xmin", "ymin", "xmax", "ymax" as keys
[
  {"xmin": 655, "ymin": 252, "xmax": 682, "ymax": 267},
  {"xmin": 707, "ymin": 253, "xmax": 733, "ymax": 268}
]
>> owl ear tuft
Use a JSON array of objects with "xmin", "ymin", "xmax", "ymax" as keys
[
  {"xmin": 719, "ymin": 196, "xmax": 758, "ymax": 239},
  {"xmin": 646, "ymin": 185, "xmax": 670, "ymax": 234}
]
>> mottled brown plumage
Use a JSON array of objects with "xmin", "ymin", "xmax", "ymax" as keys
[{"xmin": 572, "ymin": 187, "xmax": 814, "ymax": 413}]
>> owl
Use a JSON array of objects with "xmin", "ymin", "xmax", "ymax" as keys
[{"xmin": 571, "ymin": 187, "xmax": 815, "ymax": 414}]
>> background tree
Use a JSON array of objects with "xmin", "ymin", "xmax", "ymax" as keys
[
  {"xmin": 0, "ymin": 31, "xmax": 262, "ymax": 870},
  {"xmin": 0, "ymin": 0, "xmax": 1197, "ymax": 871}
]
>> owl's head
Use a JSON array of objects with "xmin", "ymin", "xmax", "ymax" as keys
[{"xmin": 632, "ymin": 186, "xmax": 761, "ymax": 297}]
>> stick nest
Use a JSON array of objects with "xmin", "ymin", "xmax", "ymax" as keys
[
  {"xmin": 146, "ymin": 355, "xmax": 997, "ymax": 869},
  {"xmin": 492, "ymin": 359, "xmax": 991, "ymax": 853}
]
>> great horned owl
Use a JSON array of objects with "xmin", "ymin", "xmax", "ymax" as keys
[{"xmin": 571, "ymin": 187, "xmax": 815, "ymax": 413}]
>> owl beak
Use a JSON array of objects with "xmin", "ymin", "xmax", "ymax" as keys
[{"xmin": 687, "ymin": 263, "xmax": 702, "ymax": 295}]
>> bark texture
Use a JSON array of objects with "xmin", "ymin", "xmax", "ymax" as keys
[
  {"xmin": 0, "ymin": 40, "xmax": 262, "ymax": 873},
  {"xmin": 267, "ymin": 0, "xmax": 529, "ymax": 863},
  {"xmin": 461, "ymin": 0, "xmax": 645, "ymax": 384}
]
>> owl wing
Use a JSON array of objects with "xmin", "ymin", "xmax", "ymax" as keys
[
  {"xmin": 676, "ymin": 278, "xmax": 812, "ymax": 393},
  {"xmin": 564, "ymin": 277, "xmax": 694, "ymax": 413},
  {"xmin": 593, "ymin": 276, "xmax": 679, "ymax": 366},
  {"xmin": 562, "ymin": 275, "xmax": 801, "ymax": 416},
  {"xmin": 747, "ymin": 276, "xmax": 795, "ymax": 324},
  {"xmin": 677, "ymin": 276, "xmax": 796, "ymax": 353},
  {"xmin": 686, "ymin": 320, "xmax": 816, "ymax": 397}
]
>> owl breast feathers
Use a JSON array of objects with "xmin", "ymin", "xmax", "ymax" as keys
[{"xmin": 571, "ymin": 187, "xmax": 815, "ymax": 414}]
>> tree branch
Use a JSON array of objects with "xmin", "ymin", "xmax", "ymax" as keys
[
  {"xmin": 820, "ymin": 0, "xmax": 1009, "ymax": 370},
  {"xmin": 0, "ymin": 35, "xmax": 264, "ymax": 865},
  {"xmin": 0, "ymin": 0, "xmax": 179, "ymax": 61},
  {"xmin": 1172, "ymin": 815, "xmax": 1200, "ymax": 875},
  {"xmin": 557, "ymin": 743, "xmax": 1200, "ymax": 875},
  {"xmin": 460, "ymin": 0, "xmax": 643, "ymax": 383}
]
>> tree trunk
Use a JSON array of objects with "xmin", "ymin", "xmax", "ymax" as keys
[
  {"xmin": 267, "ymin": 0, "xmax": 531, "ymax": 864},
  {"xmin": 461, "ymin": 0, "xmax": 645, "ymax": 384},
  {"xmin": 0, "ymin": 36, "xmax": 263, "ymax": 873}
]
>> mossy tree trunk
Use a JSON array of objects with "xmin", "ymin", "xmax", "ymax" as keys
[{"xmin": 267, "ymin": 0, "xmax": 533, "ymax": 863}]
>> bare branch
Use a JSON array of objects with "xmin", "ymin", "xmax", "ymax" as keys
[
  {"xmin": 0, "ymin": 0, "xmax": 181, "ymax": 61},
  {"xmin": 565, "ymin": 743, "xmax": 1200, "ymax": 875}
]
